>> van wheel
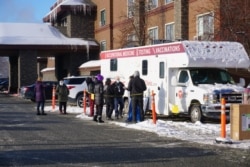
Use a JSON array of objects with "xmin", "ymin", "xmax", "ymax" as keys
[
  {"xmin": 77, "ymin": 94, "xmax": 89, "ymax": 108},
  {"xmin": 123, "ymin": 99, "xmax": 129, "ymax": 114},
  {"xmin": 190, "ymin": 105, "xmax": 203, "ymax": 123}
]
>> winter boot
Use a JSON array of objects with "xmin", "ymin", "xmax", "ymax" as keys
[
  {"xmin": 41, "ymin": 111, "xmax": 47, "ymax": 115},
  {"xmin": 98, "ymin": 116, "xmax": 104, "ymax": 123},
  {"xmin": 93, "ymin": 115, "xmax": 98, "ymax": 122}
]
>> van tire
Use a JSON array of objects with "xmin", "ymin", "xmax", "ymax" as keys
[{"xmin": 190, "ymin": 105, "xmax": 203, "ymax": 123}]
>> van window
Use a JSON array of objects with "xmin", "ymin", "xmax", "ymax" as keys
[
  {"xmin": 159, "ymin": 62, "xmax": 164, "ymax": 78},
  {"xmin": 178, "ymin": 71, "xmax": 189, "ymax": 83},
  {"xmin": 142, "ymin": 60, "xmax": 148, "ymax": 75},
  {"xmin": 110, "ymin": 59, "xmax": 117, "ymax": 71}
]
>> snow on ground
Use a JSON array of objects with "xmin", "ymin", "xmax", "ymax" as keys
[{"xmin": 44, "ymin": 105, "xmax": 250, "ymax": 150}]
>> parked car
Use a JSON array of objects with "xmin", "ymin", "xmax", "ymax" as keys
[
  {"xmin": 0, "ymin": 80, "xmax": 9, "ymax": 91},
  {"xmin": 63, "ymin": 76, "xmax": 89, "ymax": 107},
  {"xmin": 19, "ymin": 81, "xmax": 58, "ymax": 102},
  {"xmin": 0, "ymin": 77, "xmax": 8, "ymax": 83}
]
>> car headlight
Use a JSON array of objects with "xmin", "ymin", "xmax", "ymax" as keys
[{"xmin": 203, "ymin": 93, "xmax": 217, "ymax": 104}]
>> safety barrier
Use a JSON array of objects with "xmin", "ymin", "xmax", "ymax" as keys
[
  {"xmin": 52, "ymin": 85, "xmax": 56, "ymax": 111},
  {"xmin": 83, "ymin": 89, "xmax": 87, "ymax": 114},
  {"xmin": 220, "ymin": 98, "xmax": 226, "ymax": 138},
  {"xmin": 151, "ymin": 90, "xmax": 157, "ymax": 124}
]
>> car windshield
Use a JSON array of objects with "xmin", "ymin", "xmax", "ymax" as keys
[{"xmin": 190, "ymin": 68, "xmax": 235, "ymax": 85}]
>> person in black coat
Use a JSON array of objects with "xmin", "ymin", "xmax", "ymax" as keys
[
  {"xmin": 104, "ymin": 78, "xmax": 114, "ymax": 120},
  {"xmin": 111, "ymin": 76, "xmax": 125, "ymax": 119},
  {"xmin": 128, "ymin": 71, "xmax": 147, "ymax": 122},
  {"xmin": 93, "ymin": 74, "xmax": 104, "ymax": 123}
]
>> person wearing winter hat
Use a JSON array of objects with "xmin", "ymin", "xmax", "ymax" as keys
[
  {"xmin": 128, "ymin": 70, "xmax": 147, "ymax": 122},
  {"xmin": 93, "ymin": 74, "xmax": 105, "ymax": 123},
  {"xmin": 56, "ymin": 80, "xmax": 69, "ymax": 114}
]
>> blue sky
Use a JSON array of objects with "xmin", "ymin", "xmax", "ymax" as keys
[{"xmin": 0, "ymin": 0, "xmax": 55, "ymax": 23}]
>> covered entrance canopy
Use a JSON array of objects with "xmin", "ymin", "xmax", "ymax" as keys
[{"xmin": 0, "ymin": 23, "xmax": 99, "ymax": 93}]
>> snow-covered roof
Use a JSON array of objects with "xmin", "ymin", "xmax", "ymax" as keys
[
  {"xmin": 181, "ymin": 41, "xmax": 250, "ymax": 69},
  {"xmin": 44, "ymin": 0, "xmax": 96, "ymax": 22},
  {"xmin": 101, "ymin": 41, "xmax": 250, "ymax": 69},
  {"xmin": 79, "ymin": 60, "xmax": 100, "ymax": 68},
  {"xmin": 0, "ymin": 23, "xmax": 98, "ymax": 46}
]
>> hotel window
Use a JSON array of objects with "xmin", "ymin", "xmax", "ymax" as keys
[
  {"xmin": 165, "ymin": 0, "xmax": 173, "ymax": 4},
  {"xmin": 165, "ymin": 23, "xmax": 175, "ymax": 41},
  {"xmin": 100, "ymin": 9, "xmax": 106, "ymax": 26},
  {"xmin": 197, "ymin": 13, "xmax": 214, "ymax": 40},
  {"xmin": 148, "ymin": 0, "xmax": 158, "ymax": 10},
  {"xmin": 148, "ymin": 27, "xmax": 158, "ymax": 44},
  {"xmin": 128, "ymin": 0, "xmax": 135, "ymax": 18},
  {"xmin": 100, "ymin": 40, "xmax": 106, "ymax": 51},
  {"xmin": 127, "ymin": 34, "xmax": 136, "ymax": 42}
]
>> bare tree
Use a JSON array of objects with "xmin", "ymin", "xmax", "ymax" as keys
[
  {"xmin": 195, "ymin": 0, "xmax": 250, "ymax": 54},
  {"xmin": 116, "ymin": 0, "xmax": 155, "ymax": 48}
]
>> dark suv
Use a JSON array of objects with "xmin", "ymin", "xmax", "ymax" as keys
[
  {"xmin": 63, "ymin": 76, "xmax": 89, "ymax": 107},
  {"xmin": 19, "ymin": 81, "xmax": 57, "ymax": 102}
]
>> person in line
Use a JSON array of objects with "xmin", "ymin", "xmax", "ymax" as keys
[
  {"xmin": 128, "ymin": 71, "xmax": 147, "ymax": 122},
  {"xmin": 93, "ymin": 74, "xmax": 105, "ymax": 123},
  {"xmin": 86, "ymin": 76, "xmax": 95, "ymax": 117},
  {"xmin": 104, "ymin": 78, "xmax": 114, "ymax": 120},
  {"xmin": 56, "ymin": 80, "xmax": 69, "ymax": 114},
  {"xmin": 111, "ymin": 76, "xmax": 125, "ymax": 119},
  {"xmin": 126, "ymin": 75, "xmax": 140, "ymax": 122},
  {"xmin": 34, "ymin": 77, "xmax": 46, "ymax": 115}
]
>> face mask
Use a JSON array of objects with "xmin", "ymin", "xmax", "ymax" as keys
[
  {"xmin": 116, "ymin": 80, "xmax": 119, "ymax": 83},
  {"xmin": 59, "ymin": 81, "xmax": 63, "ymax": 86}
]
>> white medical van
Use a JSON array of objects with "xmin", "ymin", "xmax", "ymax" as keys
[{"xmin": 100, "ymin": 41, "xmax": 250, "ymax": 122}]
